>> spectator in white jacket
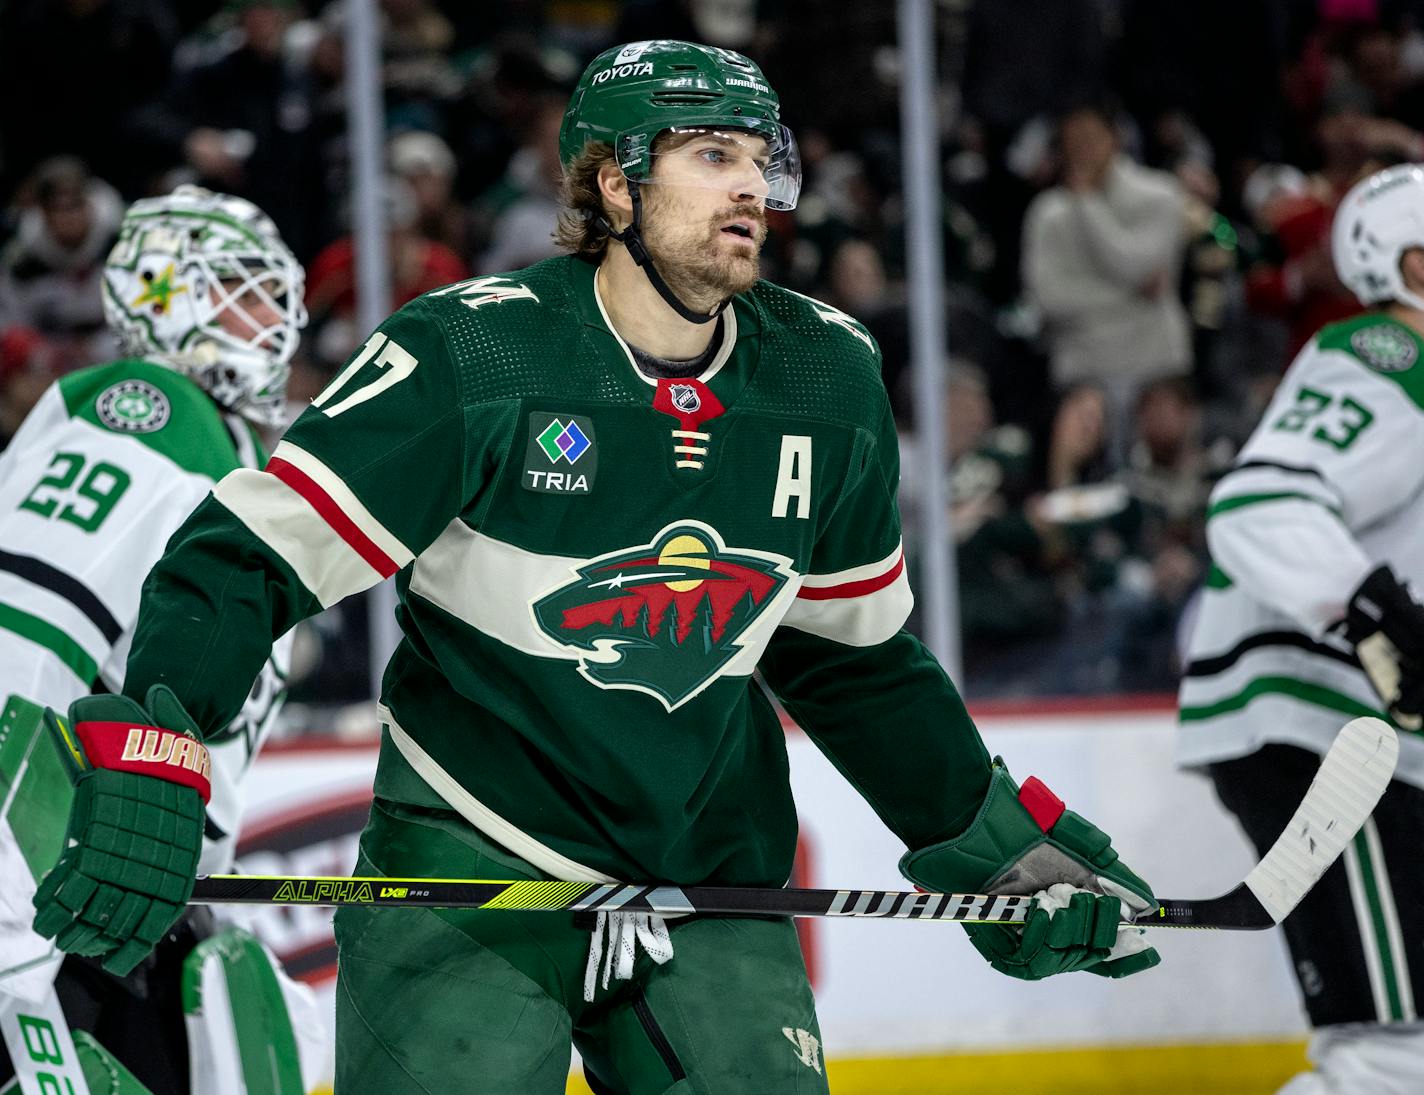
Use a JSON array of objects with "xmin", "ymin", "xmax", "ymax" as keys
[{"xmin": 1022, "ymin": 104, "xmax": 1191, "ymax": 458}]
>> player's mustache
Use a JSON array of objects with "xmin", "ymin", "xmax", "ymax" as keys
[{"xmin": 713, "ymin": 205, "xmax": 768, "ymax": 240}]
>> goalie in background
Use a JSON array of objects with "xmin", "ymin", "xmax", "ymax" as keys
[
  {"xmin": 0, "ymin": 186, "xmax": 322, "ymax": 1094},
  {"xmin": 1178, "ymin": 162, "xmax": 1424, "ymax": 1095}
]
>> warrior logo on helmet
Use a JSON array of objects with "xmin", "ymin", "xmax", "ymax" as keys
[{"xmin": 532, "ymin": 521, "xmax": 795, "ymax": 709}]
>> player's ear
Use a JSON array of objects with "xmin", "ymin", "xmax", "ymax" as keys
[
  {"xmin": 1400, "ymin": 247, "xmax": 1424, "ymax": 295},
  {"xmin": 598, "ymin": 164, "xmax": 633, "ymax": 231}
]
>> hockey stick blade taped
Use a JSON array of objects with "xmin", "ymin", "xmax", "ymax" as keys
[{"xmin": 1242, "ymin": 717, "xmax": 1398, "ymax": 924}]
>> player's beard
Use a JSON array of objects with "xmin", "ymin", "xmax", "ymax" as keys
[{"xmin": 639, "ymin": 188, "xmax": 767, "ymax": 313}]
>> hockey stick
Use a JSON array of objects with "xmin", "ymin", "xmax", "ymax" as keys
[
  {"xmin": 1357, "ymin": 632, "xmax": 1422, "ymax": 731},
  {"xmin": 191, "ymin": 716, "xmax": 1398, "ymax": 930}
]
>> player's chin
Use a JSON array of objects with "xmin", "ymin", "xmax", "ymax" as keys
[{"xmin": 716, "ymin": 259, "xmax": 760, "ymax": 296}]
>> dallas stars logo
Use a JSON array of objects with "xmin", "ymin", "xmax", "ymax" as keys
[
  {"xmin": 130, "ymin": 262, "xmax": 187, "ymax": 314},
  {"xmin": 1351, "ymin": 323, "xmax": 1418, "ymax": 372},
  {"xmin": 532, "ymin": 521, "xmax": 794, "ymax": 709},
  {"xmin": 96, "ymin": 380, "xmax": 171, "ymax": 433}
]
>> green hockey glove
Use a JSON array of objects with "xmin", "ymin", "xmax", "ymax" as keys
[
  {"xmin": 901, "ymin": 760, "xmax": 1160, "ymax": 981},
  {"xmin": 31, "ymin": 685, "xmax": 210, "ymax": 976}
]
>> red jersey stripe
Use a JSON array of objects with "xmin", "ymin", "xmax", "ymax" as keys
[
  {"xmin": 796, "ymin": 551, "xmax": 905, "ymax": 601},
  {"xmin": 266, "ymin": 457, "xmax": 399, "ymax": 578}
]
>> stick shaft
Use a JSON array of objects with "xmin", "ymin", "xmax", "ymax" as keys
[
  {"xmin": 190, "ymin": 875, "xmax": 1257, "ymax": 928},
  {"xmin": 191, "ymin": 875, "xmax": 1036, "ymax": 923},
  {"xmin": 192, "ymin": 719, "xmax": 1397, "ymax": 932}
]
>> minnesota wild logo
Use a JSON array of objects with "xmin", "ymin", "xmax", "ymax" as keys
[{"xmin": 532, "ymin": 521, "xmax": 795, "ymax": 709}]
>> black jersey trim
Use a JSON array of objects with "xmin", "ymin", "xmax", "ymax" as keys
[
  {"xmin": 1226, "ymin": 459, "xmax": 1325, "ymax": 481},
  {"xmin": 1184, "ymin": 629, "xmax": 1360, "ymax": 679},
  {"xmin": 631, "ymin": 987, "xmax": 687, "ymax": 1082},
  {"xmin": 0, "ymin": 549, "xmax": 121, "ymax": 643}
]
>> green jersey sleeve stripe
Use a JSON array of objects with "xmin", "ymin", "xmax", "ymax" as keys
[
  {"xmin": 1203, "ymin": 563, "xmax": 1233, "ymax": 589},
  {"xmin": 0, "ymin": 602, "xmax": 99, "ymax": 685},
  {"xmin": 1179, "ymin": 674, "xmax": 1383, "ymax": 723},
  {"xmin": 1206, "ymin": 491, "xmax": 1343, "ymax": 521},
  {"xmin": 1349, "ymin": 827, "xmax": 1412, "ymax": 1022}
]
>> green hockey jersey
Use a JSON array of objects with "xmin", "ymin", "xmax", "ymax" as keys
[{"xmin": 125, "ymin": 257, "xmax": 990, "ymax": 886}]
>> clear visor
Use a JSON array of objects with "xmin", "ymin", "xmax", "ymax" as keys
[
  {"xmin": 200, "ymin": 250, "xmax": 308, "ymax": 365},
  {"xmin": 638, "ymin": 126, "xmax": 802, "ymax": 211}
]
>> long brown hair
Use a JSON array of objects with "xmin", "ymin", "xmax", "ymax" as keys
[{"xmin": 554, "ymin": 141, "xmax": 617, "ymax": 258}]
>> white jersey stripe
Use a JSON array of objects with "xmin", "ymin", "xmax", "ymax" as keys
[
  {"xmin": 779, "ymin": 565, "xmax": 912, "ymax": 647},
  {"xmin": 214, "ymin": 470, "xmax": 380, "ymax": 608},
  {"xmin": 1344, "ymin": 833, "xmax": 1393, "ymax": 1022},
  {"xmin": 268, "ymin": 442, "xmax": 413, "ymax": 568},
  {"xmin": 380, "ymin": 705, "xmax": 613, "ymax": 883},
  {"xmin": 410, "ymin": 521, "xmax": 588, "ymax": 660},
  {"xmin": 1361, "ymin": 817, "xmax": 1415, "ymax": 1021},
  {"xmin": 798, "ymin": 542, "xmax": 904, "ymax": 591}
]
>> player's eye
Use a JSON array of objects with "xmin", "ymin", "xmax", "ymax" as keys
[{"xmin": 699, "ymin": 147, "xmax": 729, "ymax": 165}]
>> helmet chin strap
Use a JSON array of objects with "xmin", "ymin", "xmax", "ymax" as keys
[{"xmin": 600, "ymin": 182, "xmax": 728, "ymax": 326}]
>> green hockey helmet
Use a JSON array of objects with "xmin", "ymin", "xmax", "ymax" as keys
[{"xmin": 559, "ymin": 40, "xmax": 801, "ymax": 210}]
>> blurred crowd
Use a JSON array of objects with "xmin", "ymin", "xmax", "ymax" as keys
[{"xmin": 2, "ymin": 0, "xmax": 1421, "ymax": 704}]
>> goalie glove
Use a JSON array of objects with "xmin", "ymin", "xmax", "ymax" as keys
[
  {"xmin": 31, "ymin": 685, "xmax": 209, "ymax": 975},
  {"xmin": 1344, "ymin": 565, "xmax": 1424, "ymax": 732},
  {"xmin": 900, "ymin": 761, "xmax": 1160, "ymax": 981}
]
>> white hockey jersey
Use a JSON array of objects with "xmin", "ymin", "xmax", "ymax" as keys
[
  {"xmin": 0, "ymin": 358, "xmax": 292, "ymax": 869},
  {"xmin": 1177, "ymin": 313, "xmax": 1424, "ymax": 787}
]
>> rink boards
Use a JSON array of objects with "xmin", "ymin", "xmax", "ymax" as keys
[{"xmin": 231, "ymin": 700, "xmax": 1311, "ymax": 1094}]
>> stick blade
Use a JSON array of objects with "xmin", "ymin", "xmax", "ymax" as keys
[{"xmin": 1243, "ymin": 717, "xmax": 1398, "ymax": 924}]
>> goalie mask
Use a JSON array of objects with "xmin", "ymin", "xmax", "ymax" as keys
[{"xmin": 102, "ymin": 185, "xmax": 307, "ymax": 427}]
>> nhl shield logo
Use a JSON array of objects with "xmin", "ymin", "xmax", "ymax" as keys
[
  {"xmin": 669, "ymin": 384, "xmax": 701, "ymax": 414},
  {"xmin": 531, "ymin": 521, "xmax": 795, "ymax": 709}
]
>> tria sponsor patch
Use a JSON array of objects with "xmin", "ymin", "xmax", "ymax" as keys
[{"xmin": 524, "ymin": 412, "xmax": 598, "ymax": 494}]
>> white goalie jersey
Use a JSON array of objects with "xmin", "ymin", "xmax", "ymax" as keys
[
  {"xmin": 1178, "ymin": 313, "xmax": 1424, "ymax": 787},
  {"xmin": 0, "ymin": 358, "xmax": 292, "ymax": 870}
]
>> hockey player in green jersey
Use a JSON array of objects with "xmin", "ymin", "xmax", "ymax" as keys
[
  {"xmin": 33, "ymin": 42, "xmax": 1159, "ymax": 1092},
  {"xmin": 1180, "ymin": 163, "xmax": 1424, "ymax": 1094},
  {"xmin": 1, "ymin": 186, "xmax": 320, "ymax": 1093}
]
